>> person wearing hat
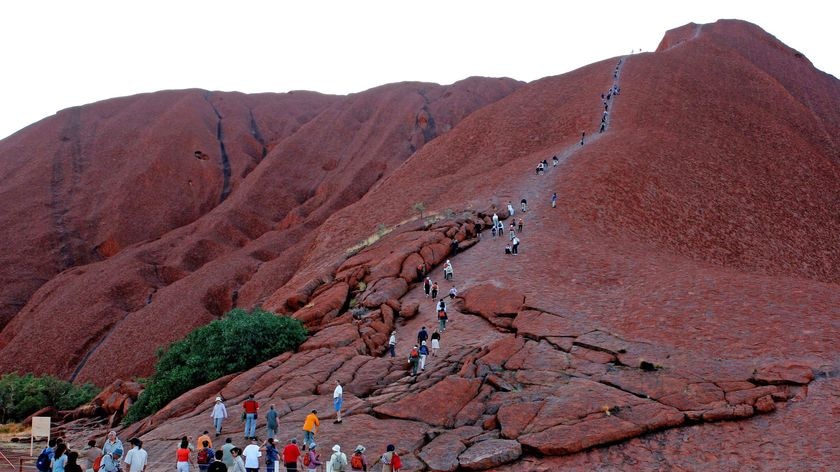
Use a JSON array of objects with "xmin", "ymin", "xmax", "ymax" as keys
[
  {"xmin": 212, "ymin": 396, "xmax": 228, "ymax": 436},
  {"xmin": 100, "ymin": 448, "xmax": 123, "ymax": 472},
  {"xmin": 328, "ymin": 445, "xmax": 347, "ymax": 472},
  {"xmin": 379, "ymin": 445, "xmax": 401, "ymax": 472},
  {"xmin": 303, "ymin": 443, "xmax": 321, "ymax": 472},
  {"xmin": 349, "ymin": 445, "xmax": 367, "ymax": 471}
]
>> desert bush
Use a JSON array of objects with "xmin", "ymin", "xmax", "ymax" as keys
[{"xmin": 123, "ymin": 308, "xmax": 306, "ymax": 424}]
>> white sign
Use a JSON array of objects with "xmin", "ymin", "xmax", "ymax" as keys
[{"xmin": 31, "ymin": 416, "xmax": 50, "ymax": 437}]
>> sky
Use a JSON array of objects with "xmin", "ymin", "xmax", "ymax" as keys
[{"xmin": 1, "ymin": 0, "xmax": 837, "ymax": 140}]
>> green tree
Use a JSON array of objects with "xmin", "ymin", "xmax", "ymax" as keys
[
  {"xmin": 412, "ymin": 201, "xmax": 426, "ymax": 219},
  {"xmin": 0, "ymin": 374, "xmax": 97, "ymax": 423},
  {"xmin": 124, "ymin": 308, "xmax": 306, "ymax": 424}
]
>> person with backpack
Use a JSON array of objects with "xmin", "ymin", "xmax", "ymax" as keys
[
  {"xmin": 329, "ymin": 445, "xmax": 347, "ymax": 472},
  {"xmin": 52, "ymin": 443, "xmax": 68, "ymax": 472},
  {"xmin": 437, "ymin": 299, "xmax": 448, "ymax": 332},
  {"xmin": 302, "ymin": 443, "xmax": 320, "ymax": 472},
  {"xmin": 407, "ymin": 345, "xmax": 420, "ymax": 376},
  {"xmin": 349, "ymin": 446, "xmax": 367, "ymax": 472},
  {"xmin": 379, "ymin": 445, "xmax": 401, "ymax": 472},
  {"xmin": 36, "ymin": 438, "xmax": 57, "ymax": 472},
  {"xmin": 82, "ymin": 440, "xmax": 99, "ymax": 472},
  {"xmin": 212, "ymin": 397, "xmax": 228, "ymax": 436},
  {"xmin": 198, "ymin": 440, "xmax": 216, "ymax": 472},
  {"xmin": 99, "ymin": 449, "xmax": 122, "ymax": 472}
]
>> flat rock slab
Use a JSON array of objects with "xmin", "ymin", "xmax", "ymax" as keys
[
  {"xmin": 373, "ymin": 376, "xmax": 482, "ymax": 427},
  {"xmin": 459, "ymin": 439, "xmax": 522, "ymax": 470}
]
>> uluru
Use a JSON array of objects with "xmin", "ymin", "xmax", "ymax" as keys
[{"xmin": 1, "ymin": 18, "xmax": 838, "ymax": 471}]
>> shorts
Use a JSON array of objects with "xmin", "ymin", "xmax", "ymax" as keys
[{"xmin": 334, "ymin": 396, "xmax": 343, "ymax": 412}]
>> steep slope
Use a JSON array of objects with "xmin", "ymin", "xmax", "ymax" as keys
[
  {"xmin": 0, "ymin": 77, "xmax": 522, "ymax": 383},
  {"xmin": 86, "ymin": 19, "xmax": 840, "ymax": 472},
  {"xmin": 0, "ymin": 89, "xmax": 337, "ymax": 327}
]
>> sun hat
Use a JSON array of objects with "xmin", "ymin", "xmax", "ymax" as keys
[{"xmin": 332, "ymin": 445, "xmax": 341, "ymax": 452}]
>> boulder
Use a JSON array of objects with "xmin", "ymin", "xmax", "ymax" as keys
[
  {"xmin": 419, "ymin": 432, "xmax": 467, "ymax": 472},
  {"xmin": 373, "ymin": 376, "xmax": 482, "ymax": 427},
  {"xmin": 753, "ymin": 362, "xmax": 814, "ymax": 385},
  {"xmin": 459, "ymin": 439, "xmax": 522, "ymax": 470}
]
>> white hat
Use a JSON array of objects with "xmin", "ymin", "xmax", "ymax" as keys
[
  {"xmin": 332, "ymin": 444, "xmax": 341, "ymax": 452},
  {"xmin": 215, "ymin": 396, "xmax": 222, "ymax": 402}
]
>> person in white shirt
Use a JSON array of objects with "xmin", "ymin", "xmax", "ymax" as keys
[
  {"xmin": 123, "ymin": 438, "xmax": 148, "ymax": 472},
  {"xmin": 211, "ymin": 396, "xmax": 228, "ymax": 436},
  {"xmin": 333, "ymin": 380, "xmax": 343, "ymax": 424},
  {"xmin": 242, "ymin": 438, "xmax": 261, "ymax": 472}
]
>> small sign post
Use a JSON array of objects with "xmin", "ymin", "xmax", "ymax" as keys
[{"xmin": 30, "ymin": 416, "xmax": 51, "ymax": 456}]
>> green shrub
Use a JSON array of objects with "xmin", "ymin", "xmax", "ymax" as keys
[
  {"xmin": 0, "ymin": 374, "xmax": 98, "ymax": 423},
  {"xmin": 124, "ymin": 308, "xmax": 306, "ymax": 424}
]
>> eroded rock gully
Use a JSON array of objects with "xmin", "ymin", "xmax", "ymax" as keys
[{"xmin": 90, "ymin": 212, "xmax": 822, "ymax": 471}]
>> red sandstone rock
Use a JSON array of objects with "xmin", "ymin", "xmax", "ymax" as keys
[
  {"xmin": 458, "ymin": 439, "xmax": 522, "ymax": 470},
  {"xmin": 418, "ymin": 432, "xmax": 467, "ymax": 472},
  {"xmin": 373, "ymin": 376, "xmax": 482, "ymax": 427},
  {"xmin": 753, "ymin": 362, "xmax": 814, "ymax": 385}
]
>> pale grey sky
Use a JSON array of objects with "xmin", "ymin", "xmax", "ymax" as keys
[{"xmin": 1, "ymin": 0, "xmax": 837, "ymax": 140}]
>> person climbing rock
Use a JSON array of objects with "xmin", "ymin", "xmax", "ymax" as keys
[
  {"xmin": 211, "ymin": 397, "xmax": 228, "ymax": 436},
  {"xmin": 266, "ymin": 405, "xmax": 278, "ymax": 439},
  {"xmin": 417, "ymin": 326, "xmax": 428, "ymax": 345},
  {"xmin": 301, "ymin": 410, "xmax": 319, "ymax": 451},
  {"xmin": 551, "ymin": 192, "xmax": 557, "ymax": 208},
  {"xmin": 333, "ymin": 380, "xmax": 343, "ymax": 424},
  {"xmin": 509, "ymin": 222, "xmax": 516, "ymax": 240},
  {"xmin": 430, "ymin": 330, "xmax": 441, "ymax": 356},
  {"xmin": 388, "ymin": 331, "xmax": 396, "ymax": 357},
  {"xmin": 497, "ymin": 221, "xmax": 504, "ymax": 237},
  {"xmin": 512, "ymin": 236, "xmax": 520, "ymax": 256},
  {"xmin": 242, "ymin": 395, "xmax": 259, "ymax": 440},
  {"xmin": 443, "ymin": 260, "xmax": 453, "ymax": 281},
  {"xmin": 492, "ymin": 212, "xmax": 499, "ymax": 228},
  {"xmin": 448, "ymin": 286, "xmax": 457, "ymax": 300},
  {"xmin": 491, "ymin": 224, "xmax": 497, "ymax": 240},
  {"xmin": 450, "ymin": 238, "xmax": 459, "ymax": 255},
  {"xmin": 419, "ymin": 341, "xmax": 429, "ymax": 371},
  {"xmin": 379, "ymin": 445, "xmax": 401, "ymax": 472},
  {"xmin": 437, "ymin": 299, "xmax": 448, "ymax": 332},
  {"xmin": 408, "ymin": 345, "xmax": 420, "ymax": 376},
  {"xmin": 507, "ymin": 201, "xmax": 515, "ymax": 216},
  {"xmin": 431, "ymin": 281, "xmax": 439, "ymax": 299},
  {"xmin": 520, "ymin": 198, "xmax": 528, "ymax": 212},
  {"xmin": 517, "ymin": 218, "xmax": 523, "ymax": 233},
  {"xmin": 423, "ymin": 277, "xmax": 431, "ymax": 298},
  {"xmin": 349, "ymin": 445, "xmax": 367, "ymax": 472},
  {"xmin": 554, "ymin": 154, "xmax": 560, "ymax": 165}
]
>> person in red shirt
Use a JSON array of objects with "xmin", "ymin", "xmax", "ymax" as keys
[
  {"xmin": 282, "ymin": 438, "xmax": 301, "ymax": 472},
  {"xmin": 242, "ymin": 394, "xmax": 259, "ymax": 440}
]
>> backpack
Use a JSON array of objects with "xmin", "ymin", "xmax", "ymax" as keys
[
  {"xmin": 392, "ymin": 453, "xmax": 402, "ymax": 469},
  {"xmin": 35, "ymin": 450, "xmax": 51, "ymax": 472},
  {"xmin": 332, "ymin": 452, "xmax": 347, "ymax": 472},
  {"xmin": 197, "ymin": 447, "xmax": 212, "ymax": 465},
  {"xmin": 350, "ymin": 453, "xmax": 363, "ymax": 469},
  {"xmin": 409, "ymin": 348, "xmax": 419, "ymax": 359},
  {"xmin": 92, "ymin": 455, "xmax": 103, "ymax": 472},
  {"xmin": 303, "ymin": 451, "xmax": 311, "ymax": 466}
]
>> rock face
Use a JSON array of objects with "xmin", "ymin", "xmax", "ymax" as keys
[{"xmin": 5, "ymin": 19, "xmax": 840, "ymax": 472}]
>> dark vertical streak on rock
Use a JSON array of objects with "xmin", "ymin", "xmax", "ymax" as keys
[{"xmin": 203, "ymin": 92, "xmax": 232, "ymax": 202}]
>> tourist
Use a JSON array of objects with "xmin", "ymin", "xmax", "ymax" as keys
[
  {"xmin": 82, "ymin": 440, "xmax": 98, "ymax": 472},
  {"xmin": 222, "ymin": 438, "xmax": 236, "ymax": 468},
  {"xmin": 437, "ymin": 299, "xmax": 448, "ymax": 332},
  {"xmin": 197, "ymin": 431, "xmax": 213, "ymax": 450},
  {"xmin": 448, "ymin": 286, "xmax": 457, "ymax": 300},
  {"xmin": 303, "ymin": 443, "xmax": 320, "ymax": 472},
  {"xmin": 242, "ymin": 394, "xmax": 259, "ymax": 440},
  {"xmin": 102, "ymin": 432, "xmax": 122, "ymax": 457},
  {"xmin": 388, "ymin": 331, "xmax": 396, "ymax": 357},
  {"xmin": 123, "ymin": 438, "xmax": 147, "ymax": 472},
  {"xmin": 52, "ymin": 443, "xmax": 68, "ymax": 472},
  {"xmin": 230, "ymin": 448, "xmax": 246, "ymax": 472},
  {"xmin": 100, "ymin": 448, "xmax": 122, "ymax": 472},
  {"xmin": 430, "ymin": 281, "xmax": 439, "ymax": 299},
  {"xmin": 430, "ymin": 330, "xmax": 441, "ymax": 356},
  {"xmin": 417, "ymin": 326, "xmax": 428, "ymax": 345},
  {"xmin": 329, "ymin": 445, "xmax": 347, "ymax": 472},
  {"xmin": 282, "ymin": 439, "xmax": 301, "ymax": 472},
  {"xmin": 551, "ymin": 192, "xmax": 557, "ymax": 208},
  {"xmin": 262, "ymin": 438, "xmax": 279, "ymax": 472},
  {"xmin": 176, "ymin": 438, "xmax": 191, "ymax": 472},
  {"xmin": 512, "ymin": 236, "xmax": 520, "ymax": 256},
  {"xmin": 198, "ymin": 440, "xmax": 215, "ymax": 472},
  {"xmin": 423, "ymin": 277, "xmax": 431, "ymax": 297},
  {"xmin": 349, "ymin": 445, "xmax": 368, "ymax": 471},
  {"xmin": 520, "ymin": 198, "xmax": 528, "ymax": 212},
  {"xmin": 212, "ymin": 397, "xmax": 228, "ymax": 436},
  {"xmin": 242, "ymin": 438, "xmax": 261, "ymax": 472},
  {"xmin": 333, "ymin": 380, "xmax": 344, "ymax": 424},
  {"xmin": 379, "ymin": 445, "xmax": 401, "ymax": 472},
  {"xmin": 408, "ymin": 345, "xmax": 420, "ymax": 376},
  {"xmin": 507, "ymin": 201, "xmax": 515, "ymax": 216},
  {"xmin": 419, "ymin": 341, "xmax": 429, "ymax": 371},
  {"xmin": 208, "ymin": 451, "xmax": 227, "ymax": 472},
  {"xmin": 517, "ymin": 218, "xmax": 523, "ymax": 233},
  {"xmin": 443, "ymin": 260, "xmax": 453, "ymax": 281},
  {"xmin": 302, "ymin": 410, "xmax": 319, "ymax": 451},
  {"xmin": 64, "ymin": 452, "xmax": 82, "ymax": 472},
  {"xmin": 266, "ymin": 405, "xmax": 278, "ymax": 440}
]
